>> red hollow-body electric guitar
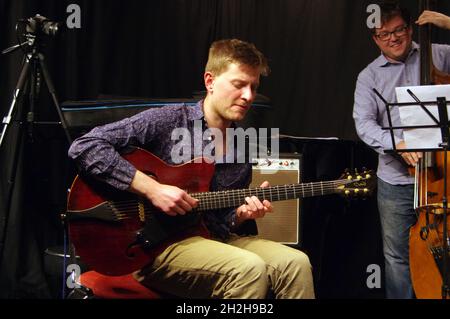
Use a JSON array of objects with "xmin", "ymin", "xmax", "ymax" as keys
[{"xmin": 66, "ymin": 147, "xmax": 374, "ymax": 276}]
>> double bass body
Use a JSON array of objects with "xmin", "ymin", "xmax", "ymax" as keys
[
  {"xmin": 408, "ymin": 0, "xmax": 450, "ymax": 299},
  {"xmin": 410, "ymin": 153, "xmax": 450, "ymax": 298}
]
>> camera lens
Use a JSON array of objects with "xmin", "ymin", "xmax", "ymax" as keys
[
  {"xmin": 25, "ymin": 14, "xmax": 61, "ymax": 36},
  {"xmin": 41, "ymin": 20, "xmax": 60, "ymax": 36}
]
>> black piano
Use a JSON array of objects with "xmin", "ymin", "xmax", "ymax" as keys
[{"xmin": 61, "ymin": 93, "xmax": 272, "ymax": 138}]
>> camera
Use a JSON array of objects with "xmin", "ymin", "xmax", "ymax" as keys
[{"xmin": 22, "ymin": 14, "xmax": 61, "ymax": 36}]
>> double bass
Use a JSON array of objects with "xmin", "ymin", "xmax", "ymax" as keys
[{"xmin": 409, "ymin": 0, "xmax": 450, "ymax": 299}]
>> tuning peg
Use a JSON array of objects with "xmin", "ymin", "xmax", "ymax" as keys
[
  {"xmin": 345, "ymin": 190, "xmax": 350, "ymax": 195},
  {"xmin": 365, "ymin": 173, "xmax": 371, "ymax": 179},
  {"xmin": 357, "ymin": 175, "xmax": 362, "ymax": 180},
  {"xmin": 364, "ymin": 188, "xmax": 369, "ymax": 193},
  {"xmin": 343, "ymin": 169, "xmax": 350, "ymax": 177},
  {"xmin": 354, "ymin": 189, "xmax": 360, "ymax": 194},
  {"xmin": 347, "ymin": 175, "xmax": 353, "ymax": 180}
]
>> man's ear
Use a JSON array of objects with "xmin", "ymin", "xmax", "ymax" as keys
[
  {"xmin": 372, "ymin": 34, "xmax": 381, "ymax": 47},
  {"xmin": 204, "ymin": 72, "xmax": 214, "ymax": 93}
]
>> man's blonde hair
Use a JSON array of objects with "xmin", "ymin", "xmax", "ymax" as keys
[{"xmin": 205, "ymin": 39, "xmax": 270, "ymax": 76}]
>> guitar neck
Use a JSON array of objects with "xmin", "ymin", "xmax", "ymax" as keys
[{"xmin": 192, "ymin": 179, "xmax": 348, "ymax": 211}]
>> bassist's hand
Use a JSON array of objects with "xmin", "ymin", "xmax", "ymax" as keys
[
  {"xmin": 396, "ymin": 141, "xmax": 422, "ymax": 166},
  {"xmin": 129, "ymin": 170, "xmax": 198, "ymax": 216},
  {"xmin": 416, "ymin": 10, "xmax": 450, "ymax": 30}
]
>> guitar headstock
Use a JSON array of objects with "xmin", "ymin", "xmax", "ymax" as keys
[{"xmin": 337, "ymin": 169, "xmax": 376, "ymax": 198}]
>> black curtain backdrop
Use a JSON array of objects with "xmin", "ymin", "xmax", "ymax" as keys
[{"xmin": 0, "ymin": 0, "xmax": 449, "ymax": 299}]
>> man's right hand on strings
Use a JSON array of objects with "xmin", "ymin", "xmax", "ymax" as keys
[
  {"xmin": 130, "ymin": 170, "xmax": 198, "ymax": 216},
  {"xmin": 396, "ymin": 140, "xmax": 423, "ymax": 166}
]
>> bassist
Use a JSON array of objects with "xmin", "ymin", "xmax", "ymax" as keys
[{"xmin": 353, "ymin": 1, "xmax": 450, "ymax": 299}]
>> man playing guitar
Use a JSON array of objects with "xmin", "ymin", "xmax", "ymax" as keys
[{"xmin": 68, "ymin": 39, "xmax": 315, "ymax": 299}]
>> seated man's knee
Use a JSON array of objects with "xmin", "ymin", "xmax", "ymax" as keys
[
  {"xmin": 293, "ymin": 251, "xmax": 312, "ymax": 268},
  {"xmin": 226, "ymin": 253, "xmax": 269, "ymax": 298},
  {"xmin": 240, "ymin": 253, "xmax": 268, "ymax": 280},
  {"xmin": 274, "ymin": 250, "xmax": 313, "ymax": 275}
]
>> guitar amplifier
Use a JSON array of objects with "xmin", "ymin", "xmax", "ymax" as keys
[{"xmin": 250, "ymin": 154, "xmax": 302, "ymax": 247}]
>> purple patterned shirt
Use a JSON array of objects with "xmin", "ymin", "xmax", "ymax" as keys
[{"xmin": 68, "ymin": 100, "xmax": 254, "ymax": 239}]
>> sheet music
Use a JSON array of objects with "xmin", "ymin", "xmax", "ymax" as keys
[{"xmin": 396, "ymin": 84, "xmax": 450, "ymax": 149}]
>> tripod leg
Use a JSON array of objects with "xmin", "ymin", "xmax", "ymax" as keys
[
  {"xmin": 0, "ymin": 58, "xmax": 31, "ymax": 266},
  {"xmin": 0, "ymin": 116, "xmax": 27, "ymax": 267},
  {"xmin": 37, "ymin": 53, "xmax": 72, "ymax": 144},
  {"xmin": 0, "ymin": 57, "xmax": 30, "ymax": 148}
]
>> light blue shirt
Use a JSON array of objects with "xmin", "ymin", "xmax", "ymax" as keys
[{"xmin": 353, "ymin": 42, "xmax": 450, "ymax": 185}]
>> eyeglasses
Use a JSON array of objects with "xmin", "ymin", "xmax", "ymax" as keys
[{"xmin": 375, "ymin": 25, "xmax": 409, "ymax": 41}]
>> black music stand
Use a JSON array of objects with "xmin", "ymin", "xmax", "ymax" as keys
[{"xmin": 374, "ymin": 87, "xmax": 450, "ymax": 299}]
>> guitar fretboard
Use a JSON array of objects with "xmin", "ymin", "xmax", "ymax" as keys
[{"xmin": 191, "ymin": 179, "xmax": 349, "ymax": 211}]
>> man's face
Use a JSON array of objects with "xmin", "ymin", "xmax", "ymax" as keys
[
  {"xmin": 373, "ymin": 15, "xmax": 413, "ymax": 62},
  {"xmin": 205, "ymin": 63, "xmax": 260, "ymax": 123}
]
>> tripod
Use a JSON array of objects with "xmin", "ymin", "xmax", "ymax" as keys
[{"xmin": 0, "ymin": 31, "xmax": 73, "ymax": 268}]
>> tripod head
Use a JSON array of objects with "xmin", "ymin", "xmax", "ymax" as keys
[
  {"xmin": 2, "ymin": 14, "xmax": 63, "ymax": 56},
  {"xmin": 21, "ymin": 14, "xmax": 62, "ymax": 36}
]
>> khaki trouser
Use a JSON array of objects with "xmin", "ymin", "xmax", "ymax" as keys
[{"xmin": 135, "ymin": 234, "xmax": 315, "ymax": 299}]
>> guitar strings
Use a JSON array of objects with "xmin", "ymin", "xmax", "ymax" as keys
[
  {"xmin": 111, "ymin": 179, "xmax": 348, "ymax": 211},
  {"xmin": 115, "ymin": 180, "xmax": 350, "ymax": 210},
  {"xmin": 107, "ymin": 179, "xmax": 359, "ymax": 217},
  {"xmin": 110, "ymin": 179, "xmax": 350, "ymax": 208}
]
